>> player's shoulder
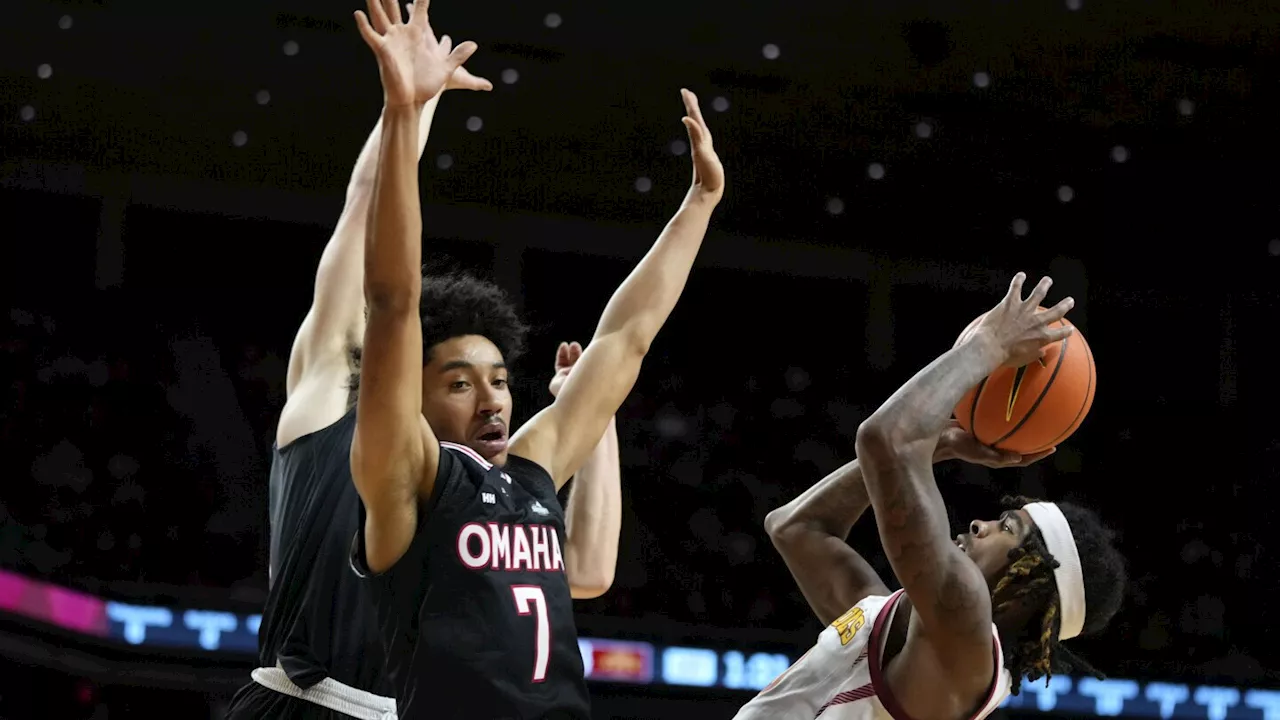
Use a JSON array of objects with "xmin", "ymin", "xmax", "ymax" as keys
[{"xmin": 503, "ymin": 453, "xmax": 553, "ymax": 484}]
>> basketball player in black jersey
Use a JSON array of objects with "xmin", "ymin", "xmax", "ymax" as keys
[
  {"xmin": 346, "ymin": 0, "xmax": 723, "ymax": 717},
  {"xmin": 224, "ymin": 13, "xmax": 621, "ymax": 717}
]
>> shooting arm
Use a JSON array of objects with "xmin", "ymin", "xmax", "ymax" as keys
[
  {"xmin": 763, "ymin": 459, "xmax": 890, "ymax": 625},
  {"xmin": 350, "ymin": 103, "xmax": 442, "ymax": 575},
  {"xmin": 855, "ymin": 331, "xmax": 1005, "ymax": 664},
  {"xmin": 562, "ymin": 417, "xmax": 621, "ymax": 599},
  {"xmin": 512, "ymin": 196, "xmax": 716, "ymax": 487},
  {"xmin": 285, "ymin": 96, "xmax": 442, "ymax": 395}
]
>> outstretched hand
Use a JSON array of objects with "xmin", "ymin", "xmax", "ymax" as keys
[
  {"xmin": 355, "ymin": 0, "xmax": 480, "ymax": 107},
  {"xmin": 975, "ymin": 272, "xmax": 1075, "ymax": 368},
  {"xmin": 679, "ymin": 89, "xmax": 725, "ymax": 203},
  {"xmin": 446, "ymin": 65, "xmax": 492, "ymax": 93},
  {"xmin": 935, "ymin": 420, "xmax": 1055, "ymax": 468},
  {"xmin": 548, "ymin": 341, "xmax": 584, "ymax": 398}
]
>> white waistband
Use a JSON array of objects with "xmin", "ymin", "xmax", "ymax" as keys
[{"xmin": 250, "ymin": 665, "xmax": 397, "ymax": 720}]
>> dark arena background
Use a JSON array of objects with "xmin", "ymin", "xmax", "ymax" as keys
[{"xmin": 4, "ymin": 0, "xmax": 1280, "ymax": 717}]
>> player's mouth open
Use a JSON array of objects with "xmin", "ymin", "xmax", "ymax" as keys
[{"xmin": 474, "ymin": 425, "xmax": 508, "ymax": 456}]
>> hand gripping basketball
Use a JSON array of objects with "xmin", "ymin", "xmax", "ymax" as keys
[
  {"xmin": 954, "ymin": 272, "xmax": 1095, "ymax": 455},
  {"xmin": 976, "ymin": 273, "xmax": 1075, "ymax": 369}
]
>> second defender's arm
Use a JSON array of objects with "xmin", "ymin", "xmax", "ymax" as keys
[
  {"xmin": 286, "ymin": 94, "xmax": 442, "ymax": 391},
  {"xmin": 763, "ymin": 459, "xmax": 890, "ymax": 625},
  {"xmin": 278, "ymin": 99, "xmax": 442, "ymax": 448},
  {"xmin": 562, "ymin": 417, "xmax": 621, "ymax": 599},
  {"xmin": 511, "ymin": 89, "xmax": 723, "ymax": 488}
]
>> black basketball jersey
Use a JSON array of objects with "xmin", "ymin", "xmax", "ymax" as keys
[
  {"xmin": 252, "ymin": 409, "xmax": 391, "ymax": 695},
  {"xmin": 352, "ymin": 442, "xmax": 591, "ymax": 720}
]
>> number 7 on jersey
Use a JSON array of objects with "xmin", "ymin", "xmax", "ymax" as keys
[{"xmin": 511, "ymin": 585, "xmax": 550, "ymax": 683}]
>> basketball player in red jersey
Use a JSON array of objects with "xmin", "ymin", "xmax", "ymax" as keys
[{"xmin": 736, "ymin": 273, "xmax": 1126, "ymax": 720}]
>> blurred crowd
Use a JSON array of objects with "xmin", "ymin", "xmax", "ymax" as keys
[{"xmin": 2, "ymin": 300, "xmax": 1273, "ymax": 686}]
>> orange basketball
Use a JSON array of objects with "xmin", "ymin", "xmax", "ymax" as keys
[{"xmin": 952, "ymin": 311, "xmax": 1096, "ymax": 454}]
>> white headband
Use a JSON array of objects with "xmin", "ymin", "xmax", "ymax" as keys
[{"xmin": 1021, "ymin": 502, "xmax": 1086, "ymax": 641}]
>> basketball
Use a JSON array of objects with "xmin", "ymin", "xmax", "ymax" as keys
[{"xmin": 951, "ymin": 311, "xmax": 1096, "ymax": 455}]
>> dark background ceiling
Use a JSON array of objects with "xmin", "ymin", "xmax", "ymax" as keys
[
  {"xmin": 6, "ymin": 0, "xmax": 1280, "ymax": 268},
  {"xmin": 6, "ymin": 1, "xmax": 1280, "ymax": 715}
]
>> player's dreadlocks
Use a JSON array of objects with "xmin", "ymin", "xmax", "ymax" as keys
[{"xmin": 990, "ymin": 495, "xmax": 1127, "ymax": 696}]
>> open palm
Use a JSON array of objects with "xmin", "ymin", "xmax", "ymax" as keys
[{"xmin": 355, "ymin": 0, "xmax": 478, "ymax": 107}]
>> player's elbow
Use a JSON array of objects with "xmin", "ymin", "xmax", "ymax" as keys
[
  {"xmin": 763, "ymin": 507, "xmax": 793, "ymax": 539},
  {"xmin": 364, "ymin": 281, "xmax": 419, "ymax": 315},
  {"xmin": 764, "ymin": 511, "xmax": 824, "ymax": 552},
  {"xmin": 569, "ymin": 571, "xmax": 614, "ymax": 600},
  {"xmin": 854, "ymin": 416, "xmax": 914, "ymax": 470}
]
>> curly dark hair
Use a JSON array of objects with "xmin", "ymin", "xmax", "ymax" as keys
[
  {"xmin": 990, "ymin": 495, "xmax": 1127, "ymax": 696},
  {"xmin": 348, "ymin": 271, "xmax": 529, "ymax": 396}
]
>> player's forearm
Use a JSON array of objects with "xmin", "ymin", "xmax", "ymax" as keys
[
  {"xmin": 563, "ymin": 417, "xmax": 621, "ymax": 599},
  {"xmin": 764, "ymin": 459, "xmax": 871, "ymax": 541},
  {"xmin": 314, "ymin": 98, "xmax": 440, "ymax": 321},
  {"xmin": 858, "ymin": 331, "xmax": 1005, "ymax": 457},
  {"xmin": 592, "ymin": 197, "xmax": 716, "ymax": 350},
  {"xmin": 364, "ymin": 104, "xmax": 425, "ymax": 308},
  {"xmin": 349, "ymin": 95, "xmax": 441, "ymax": 193}
]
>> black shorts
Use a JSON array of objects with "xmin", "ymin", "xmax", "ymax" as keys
[{"xmin": 224, "ymin": 681, "xmax": 360, "ymax": 720}]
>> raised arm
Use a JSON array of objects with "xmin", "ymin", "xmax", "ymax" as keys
[
  {"xmin": 510, "ymin": 89, "xmax": 724, "ymax": 487},
  {"xmin": 348, "ymin": 0, "xmax": 478, "ymax": 574},
  {"xmin": 763, "ymin": 459, "xmax": 890, "ymax": 625},
  {"xmin": 547, "ymin": 341, "xmax": 622, "ymax": 599},
  {"xmin": 855, "ymin": 273, "xmax": 1073, "ymax": 667},
  {"xmin": 277, "ymin": 67, "xmax": 490, "ymax": 449}
]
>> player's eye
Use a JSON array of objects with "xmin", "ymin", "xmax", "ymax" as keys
[
  {"xmin": 450, "ymin": 380, "xmax": 470, "ymax": 391},
  {"xmin": 492, "ymin": 378, "xmax": 508, "ymax": 388}
]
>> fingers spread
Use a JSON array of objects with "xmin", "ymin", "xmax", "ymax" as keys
[
  {"xmin": 354, "ymin": 11, "xmax": 382, "ymax": 47},
  {"xmin": 1045, "ymin": 324, "xmax": 1075, "ymax": 343},
  {"xmin": 365, "ymin": 0, "xmax": 390, "ymax": 33},
  {"xmin": 447, "ymin": 39, "xmax": 478, "ymax": 68},
  {"xmin": 1007, "ymin": 272, "xmax": 1026, "ymax": 301},
  {"xmin": 1027, "ymin": 276, "xmax": 1053, "ymax": 306},
  {"xmin": 380, "ymin": 0, "xmax": 401, "ymax": 24},
  {"xmin": 1041, "ymin": 295, "xmax": 1075, "ymax": 323}
]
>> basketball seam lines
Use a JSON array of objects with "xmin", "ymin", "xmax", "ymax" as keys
[
  {"xmin": 969, "ymin": 377, "xmax": 989, "ymax": 445},
  {"xmin": 1045, "ymin": 334, "xmax": 1095, "ymax": 449},
  {"xmin": 991, "ymin": 322, "xmax": 1070, "ymax": 449}
]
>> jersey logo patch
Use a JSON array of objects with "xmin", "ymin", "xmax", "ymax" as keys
[
  {"xmin": 481, "ymin": 492, "xmax": 497, "ymax": 505},
  {"xmin": 530, "ymin": 500, "xmax": 550, "ymax": 516},
  {"xmin": 830, "ymin": 606, "xmax": 867, "ymax": 646}
]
